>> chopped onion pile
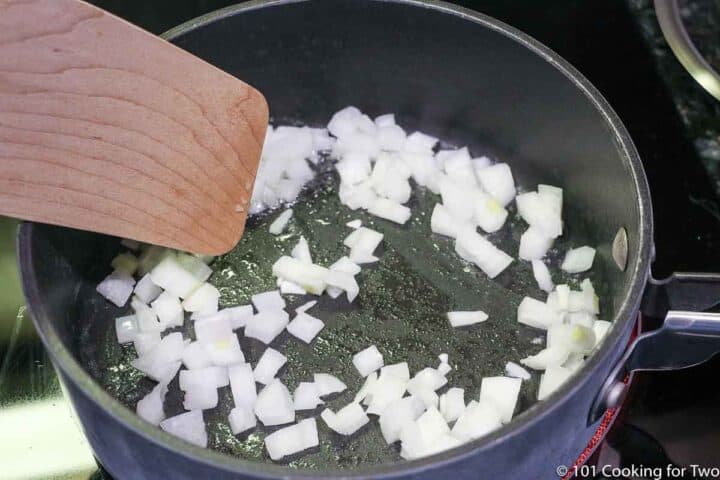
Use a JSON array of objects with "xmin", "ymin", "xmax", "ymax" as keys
[
  {"xmin": 517, "ymin": 279, "xmax": 607, "ymax": 399},
  {"xmin": 93, "ymin": 105, "xmax": 610, "ymax": 464}
]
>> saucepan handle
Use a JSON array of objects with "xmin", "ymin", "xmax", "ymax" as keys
[{"xmin": 587, "ymin": 273, "xmax": 720, "ymax": 425}]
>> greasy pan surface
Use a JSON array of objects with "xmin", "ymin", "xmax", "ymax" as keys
[{"xmin": 18, "ymin": 0, "xmax": 652, "ymax": 477}]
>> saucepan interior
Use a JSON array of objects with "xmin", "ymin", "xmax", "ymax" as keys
[{"xmin": 19, "ymin": 0, "xmax": 651, "ymax": 475}]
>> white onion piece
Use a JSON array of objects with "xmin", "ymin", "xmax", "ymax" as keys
[
  {"xmin": 519, "ymin": 227, "xmax": 554, "ymax": 261},
  {"xmin": 404, "ymin": 131, "xmax": 438, "ymax": 154},
  {"xmin": 401, "ymin": 151, "xmax": 440, "ymax": 188},
  {"xmin": 339, "ymin": 180, "xmax": 378, "ymax": 210},
  {"xmin": 531, "ymin": 260, "xmax": 554, "ymax": 293},
  {"xmin": 279, "ymin": 280, "xmax": 307, "ymax": 295},
  {"xmin": 251, "ymin": 290, "xmax": 286, "ymax": 312},
  {"xmin": 179, "ymin": 366, "xmax": 228, "ymax": 390},
  {"xmin": 310, "ymin": 127, "xmax": 335, "ymax": 152},
  {"xmin": 479, "ymin": 376, "xmax": 521, "ymax": 423},
  {"xmin": 182, "ymin": 341, "xmax": 212, "ymax": 370},
  {"xmin": 440, "ymin": 148, "xmax": 475, "ymax": 184},
  {"xmin": 377, "ymin": 124, "xmax": 407, "ymax": 152},
  {"xmin": 430, "ymin": 203, "xmax": 469, "ymax": 239},
  {"xmin": 517, "ymin": 296, "xmax": 563, "ymax": 330},
  {"xmin": 375, "ymin": 113, "xmax": 395, "ymax": 127},
  {"xmin": 110, "ymin": 252, "xmax": 137, "ymax": 275},
  {"xmin": 563, "ymin": 353, "xmax": 585, "ymax": 372},
  {"xmin": 268, "ymin": 208, "xmax": 293, "ymax": 235},
  {"xmin": 225, "ymin": 305, "xmax": 255, "ymax": 330},
  {"xmin": 204, "ymin": 336, "xmax": 245, "ymax": 366},
  {"xmin": 472, "ymin": 156, "xmax": 492, "ymax": 172},
  {"xmin": 133, "ymin": 331, "xmax": 161, "ymax": 356},
  {"xmin": 228, "ymin": 407, "xmax": 257, "ymax": 435},
  {"xmin": 321, "ymin": 402, "xmax": 369, "ymax": 435},
  {"xmin": 324, "ymin": 270, "xmax": 360, "ymax": 303},
  {"xmin": 336, "ymin": 152, "xmax": 372, "ymax": 185},
  {"xmin": 334, "ymin": 131, "xmax": 381, "ymax": 158},
  {"xmin": 344, "ymin": 227, "xmax": 383, "ymax": 255},
  {"xmin": 96, "ymin": 270, "xmax": 135, "ymax": 307},
  {"xmin": 182, "ymin": 383, "xmax": 219, "ymax": 410},
  {"xmin": 160, "ymin": 410, "xmax": 207, "ymax": 448},
  {"xmin": 520, "ymin": 347, "xmax": 570, "ymax": 371},
  {"xmin": 455, "ymin": 229, "xmax": 513, "ymax": 279},
  {"xmin": 182, "ymin": 283, "xmax": 219, "ymax": 314},
  {"xmin": 255, "ymin": 379, "xmax": 295, "ymax": 427},
  {"xmin": 296, "ymin": 300, "xmax": 318, "ymax": 314},
  {"xmin": 365, "ymin": 372, "xmax": 408, "ymax": 415},
  {"xmin": 354, "ymin": 372, "xmax": 378, "ymax": 403},
  {"xmin": 313, "ymin": 373, "xmax": 347, "ymax": 397},
  {"xmin": 176, "ymin": 254, "xmax": 213, "ymax": 282},
  {"xmin": 515, "ymin": 191, "xmax": 562, "ymax": 239},
  {"xmin": 450, "ymin": 400, "xmax": 502, "ymax": 442},
  {"xmin": 447, "ymin": 310, "xmax": 489, "ymax": 328},
  {"xmin": 505, "ymin": 361, "xmax": 532, "ymax": 380},
  {"xmin": 286, "ymin": 312, "xmax": 325, "ymax": 343},
  {"xmin": 547, "ymin": 324, "xmax": 596, "ymax": 354},
  {"xmin": 151, "ymin": 292, "xmax": 184, "ymax": 329},
  {"xmin": 368, "ymin": 197, "xmax": 411, "ymax": 224},
  {"xmin": 132, "ymin": 296, "xmax": 162, "ymax": 333},
  {"xmin": 115, "ymin": 315, "xmax": 138, "ymax": 344},
  {"xmin": 244, "ymin": 310, "xmax": 289, "ymax": 344},
  {"xmin": 353, "ymin": 345, "xmax": 384, "ymax": 377},
  {"xmin": 561, "ymin": 246, "xmax": 596, "ymax": 273},
  {"xmin": 400, "ymin": 407, "xmax": 452, "ymax": 459},
  {"xmin": 194, "ymin": 315, "xmax": 233, "ymax": 344},
  {"xmin": 264, "ymin": 418, "xmax": 318, "ymax": 461},
  {"xmin": 134, "ymin": 274, "xmax": 162, "ymax": 304},
  {"xmin": 150, "ymin": 256, "xmax": 203, "ymax": 299},
  {"xmin": 538, "ymin": 184, "xmax": 563, "ymax": 214},
  {"xmin": 538, "ymin": 366, "xmax": 573, "ymax": 400},
  {"xmin": 293, "ymin": 382, "xmax": 324, "ymax": 410},
  {"xmin": 327, "ymin": 106, "xmax": 363, "ymax": 138},
  {"xmin": 291, "ymin": 237, "xmax": 313, "ymax": 265},
  {"xmin": 253, "ymin": 348, "xmax": 287, "ymax": 385},
  {"xmin": 472, "ymin": 190, "xmax": 508, "ymax": 233},
  {"xmin": 228, "ymin": 363, "xmax": 257, "ymax": 409},
  {"xmin": 346, "ymin": 219, "xmax": 362, "ymax": 229},
  {"xmin": 272, "ymin": 256, "xmax": 329, "ymax": 295},
  {"xmin": 438, "ymin": 387, "xmax": 465, "ymax": 423},
  {"xmin": 566, "ymin": 311, "xmax": 596, "ymax": 328},
  {"xmin": 379, "ymin": 395, "xmax": 426, "ymax": 445},
  {"xmin": 476, "ymin": 163, "xmax": 516, "ymax": 206},
  {"xmin": 413, "ymin": 390, "xmax": 440, "ymax": 410},
  {"xmin": 131, "ymin": 332, "xmax": 184, "ymax": 381},
  {"xmin": 137, "ymin": 382, "xmax": 167, "ymax": 426},
  {"xmin": 329, "ymin": 256, "xmax": 361, "ymax": 276},
  {"xmin": 407, "ymin": 368, "xmax": 447, "ymax": 396},
  {"xmin": 439, "ymin": 177, "xmax": 475, "ymax": 221},
  {"xmin": 380, "ymin": 362, "xmax": 410, "ymax": 382},
  {"xmin": 593, "ymin": 320, "xmax": 612, "ymax": 347}
]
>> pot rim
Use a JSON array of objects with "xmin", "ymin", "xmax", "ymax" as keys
[{"xmin": 18, "ymin": 0, "xmax": 653, "ymax": 477}]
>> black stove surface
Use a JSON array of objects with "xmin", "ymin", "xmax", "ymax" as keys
[{"xmin": 2, "ymin": 0, "xmax": 719, "ymax": 478}]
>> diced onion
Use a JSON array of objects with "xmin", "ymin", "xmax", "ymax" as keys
[
  {"xmin": 268, "ymin": 208, "xmax": 293, "ymax": 235},
  {"xmin": 447, "ymin": 310, "xmax": 489, "ymax": 328}
]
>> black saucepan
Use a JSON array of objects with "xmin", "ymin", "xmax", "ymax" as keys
[{"xmin": 17, "ymin": 1, "xmax": 720, "ymax": 478}]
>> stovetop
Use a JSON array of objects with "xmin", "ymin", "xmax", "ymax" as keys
[{"xmin": 1, "ymin": 1, "xmax": 719, "ymax": 478}]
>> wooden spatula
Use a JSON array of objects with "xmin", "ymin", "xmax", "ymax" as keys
[{"xmin": 0, "ymin": 0, "xmax": 268, "ymax": 255}]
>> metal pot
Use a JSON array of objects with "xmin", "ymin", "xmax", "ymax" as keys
[{"xmin": 16, "ymin": 0, "xmax": 720, "ymax": 478}]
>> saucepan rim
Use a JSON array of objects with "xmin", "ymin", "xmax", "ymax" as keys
[{"xmin": 17, "ymin": 0, "xmax": 653, "ymax": 477}]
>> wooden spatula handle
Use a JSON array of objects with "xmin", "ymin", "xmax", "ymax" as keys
[{"xmin": 0, "ymin": 0, "xmax": 268, "ymax": 254}]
